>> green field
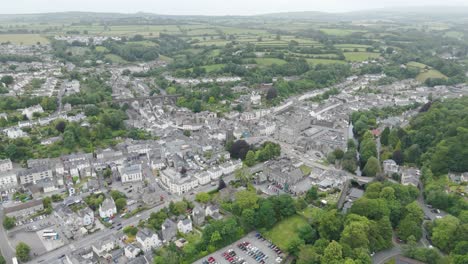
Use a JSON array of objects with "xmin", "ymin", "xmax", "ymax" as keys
[
  {"xmin": 407, "ymin": 61, "xmax": 428, "ymax": 69},
  {"xmin": 265, "ymin": 215, "xmax": 310, "ymax": 250},
  {"xmin": 189, "ymin": 64, "xmax": 226, "ymax": 72},
  {"xmin": 105, "ymin": 54, "xmax": 127, "ymax": 64},
  {"xmin": 0, "ymin": 34, "xmax": 50, "ymax": 45},
  {"xmin": 344, "ymin": 52, "xmax": 380, "ymax": 62},
  {"xmin": 306, "ymin": 58, "xmax": 346, "ymax": 65},
  {"xmin": 444, "ymin": 31, "xmax": 464, "ymax": 39},
  {"xmin": 95, "ymin": 46, "xmax": 109, "ymax": 52},
  {"xmin": 416, "ymin": 69, "xmax": 448, "ymax": 82},
  {"xmin": 159, "ymin": 55, "xmax": 174, "ymax": 63},
  {"xmin": 255, "ymin": 58, "xmax": 287, "ymax": 66},
  {"xmin": 320, "ymin": 28, "xmax": 365, "ymax": 36}
]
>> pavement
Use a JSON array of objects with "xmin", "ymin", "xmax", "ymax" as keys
[
  {"xmin": 193, "ymin": 232, "xmax": 283, "ymax": 264},
  {"xmin": 0, "ymin": 209, "xmax": 16, "ymax": 262}
]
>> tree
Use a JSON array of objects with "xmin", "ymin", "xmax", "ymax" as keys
[
  {"xmin": 195, "ymin": 192, "xmax": 210, "ymax": 204},
  {"xmin": 3, "ymin": 216, "xmax": 15, "ymax": 230},
  {"xmin": 240, "ymin": 209, "xmax": 255, "ymax": 230},
  {"xmin": 380, "ymin": 127, "xmax": 390, "ymax": 146},
  {"xmin": 217, "ymin": 178, "xmax": 226, "ymax": 190},
  {"xmin": 0, "ymin": 255, "xmax": 5, "ymax": 264},
  {"xmin": 298, "ymin": 224, "xmax": 317, "ymax": 244},
  {"xmin": 235, "ymin": 190, "xmax": 258, "ymax": 210},
  {"xmin": 392, "ymin": 150, "xmax": 404, "ymax": 165},
  {"xmin": 84, "ymin": 105, "xmax": 100, "ymax": 116},
  {"xmin": 318, "ymin": 209, "xmax": 343, "ymax": 241},
  {"xmin": 234, "ymin": 167, "xmax": 252, "ymax": 186},
  {"xmin": 244, "ymin": 150, "xmax": 256, "ymax": 167},
  {"xmin": 123, "ymin": 225, "xmax": 138, "ymax": 236},
  {"xmin": 322, "ymin": 241, "xmax": 344, "ymax": 264},
  {"xmin": 363, "ymin": 157, "xmax": 381, "ymax": 176},
  {"xmin": 16, "ymin": 242, "xmax": 31, "ymax": 262},
  {"xmin": 55, "ymin": 120, "xmax": 66, "ymax": 133},
  {"xmin": 398, "ymin": 216, "xmax": 422, "ymax": 241},
  {"xmin": 255, "ymin": 199, "xmax": 277, "ymax": 229},
  {"xmin": 266, "ymin": 87, "xmax": 278, "ymax": 100},
  {"xmin": 297, "ymin": 245, "xmax": 320, "ymax": 264},
  {"xmin": 229, "ymin": 140, "xmax": 250, "ymax": 160},
  {"xmin": 0, "ymin": 75, "xmax": 14, "ymax": 86},
  {"xmin": 305, "ymin": 186, "xmax": 318, "ymax": 203},
  {"xmin": 432, "ymin": 215, "xmax": 460, "ymax": 252},
  {"xmin": 287, "ymin": 237, "xmax": 305, "ymax": 256},
  {"xmin": 173, "ymin": 201, "xmax": 188, "ymax": 215},
  {"xmin": 115, "ymin": 198, "xmax": 127, "ymax": 213}
]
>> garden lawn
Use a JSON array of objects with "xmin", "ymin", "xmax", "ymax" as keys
[
  {"xmin": 264, "ymin": 215, "xmax": 309, "ymax": 250},
  {"xmin": 416, "ymin": 69, "xmax": 447, "ymax": 82},
  {"xmin": 344, "ymin": 52, "xmax": 380, "ymax": 62},
  {"xmin": 255, "ymin": 58, "xmax": 287, "ymax": 66}
]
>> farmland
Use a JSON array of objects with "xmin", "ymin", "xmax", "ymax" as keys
[{"xmin": 0, "ymin": 34, "xmax": 49, "ymax": 45}]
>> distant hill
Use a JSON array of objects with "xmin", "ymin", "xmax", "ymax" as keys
[{"xmin": 0, "ymin": 6, "xmax": 468, "ymax": 23}]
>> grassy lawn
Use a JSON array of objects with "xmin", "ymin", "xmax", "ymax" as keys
[
  {"xmin": 105, "ymin": 54, "xmax": 128, "ymax": 64},
  {"xmin": 319, "ymin": 28, "xmax": 365, "ymax": 36},
  {"xmin": 255, "ymin": 58, "xmax": 287, "ymax": 66},
  {"xmin": 0, "ymin": 34, "xmax": 50, "ymax": 45},
  {"xmin": 95, "ymin": 46, "xmax": 109, "ymax": 52},
  {"xmin": 300, "ymin": 165, "xmax": 312, "ymax": 176},
  {"xmin": 189, "ymin": 64, "xmax": 225, "ymax": 72},
  {"xmin": 416, "ymin": 69, "xmax": 447, "ymax": 82},
  {"xmin": 407, "ymin": 61, "xmax": 428, "ymax": 69},
  {"xmin": 306, "ymin": 58, "xmax": 346, "ymax": 65},
  {"xmin": 344, "ymin": 52, "xmax": 380, "ymax": 62},
  {"xmin": 264, "ymin": 215, "xmax": 309, "ymax": 250},
  {"xmin": 299, "ymin": 207, "xmax": 323, "ymax": 222},
  {"xmin": 159, "ymin": 55, "xmax": 174, "ymax": 63}
]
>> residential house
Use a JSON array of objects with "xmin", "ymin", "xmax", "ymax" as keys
[
  {"xmin": 3, "ymin": 199, "xmax": 44, "ymax": 219},
  {"xmin": 383, "ymin": 159, "xmax": 399, "ymax": 175},
  {"xmin": 136, "ymin": 228, "xmax": 161, "ymax": 252},
  {"xmin": 401, "ymin": 168, "xmax": 420, "ymax": 187},
  {"xmin": 92, "ymin": 234, "xmax": 116, "ymax": 257},
  {"xmin": 99, "ymin": 197, "xmax": 117, "ymax": 219},
  {"xmin": 0, "ymin": 159, "xmax": 12, "ymax": 172},
  {"xmin": 124, "ymin": 244, "xmax": 141, "ymax": 259},
  {"xmin": 161, "ymin": 219, "xmax": 177, "ymax": 242},
  {"xmin": 177, "ymin": 218, "xmax": 193, "ymax": 234},
  {"xmin": 205, "ymin": 204, "xmax": 222, "ymax": 220},
  {"xmin": 4, "ymin": 127, "xmax": 28, "ymax": 139},
  {"xmin": 160, "ymin": 168, "xmax": 199, "ymax": 195},
  {"xmin": 0, "ymin": 171, "xmax": 18, "ymax": 190},
  {"xmin": 18, "ymin": 166, "xmax": 53, "ymax": 185},
  {"xmin": 192, "ymin": 204, "xmax": 205, "ymax": 226},
  {"xmin": 77, "ymin": 207, "xmax": 95, "ymax": 226},
  {"xmin": 22, "ymin": 104, "xmax": 44, "ymax": 119},
  {"xmin": 195, "ymin": 171, "xmax": 211, "ymax": 185}
]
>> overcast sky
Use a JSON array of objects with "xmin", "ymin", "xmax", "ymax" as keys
[{"xmin": 4, "ymin": 0, "xmax": 468, "ymax": 15}]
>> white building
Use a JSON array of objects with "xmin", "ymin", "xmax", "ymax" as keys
[
  {"xmin": 160, "ymin": 168, "xmax": 199, "ymax": 195},
  {"xmin": 98, "ymin": 197, "xmax": 117, "ymax": 219},
  {"xmin": 177, "ymin": 218, "xmax": 193, "ymax": 234},
  {"xmin": 0, "ymin": 159, "xmax": 12, "ymax": 172},
  {"xmin": 18, "ymin": 166, "xmax": 53, "ymax": 185},
  {"xmin": 4, "ymin": 127, "xmax": 28, "ymax": 139},
  {"xmin": 124, "ymin": 244, "xmax": 141, "ymax": 259},
  {"xmin": 250, "ymin": 92, "xmax": 261, "ymax": 105},
  {"xmin": 121, "ymin": 164, "xmax": 143, "ymax": 183},
  {"xmin": 0, "ymin": 171, "xmax": 18, "ymax": 190},
  {"xmin": 136, "ymin": 228, "xmax": 161, "ymax": 252},
  {"xmin": 383, "ymin": 159, "xmax": 399, "ymax": 175},
  {"xmin": 195, "ymin": 171, "xmax": 211, "ymax": 185},
  {"xmin": 22, "ymin": 104, "xmax": 44, "ymax": 120}
]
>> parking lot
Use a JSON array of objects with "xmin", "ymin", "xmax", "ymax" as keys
[{"xmin": 193, "ymin": 231, "xmax": 284, "ymax": 264}]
